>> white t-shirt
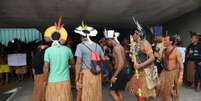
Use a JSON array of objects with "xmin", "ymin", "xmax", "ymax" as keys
[{"xmin": 177, "ymin": 47, "xmax": 186, "ymax": 63}]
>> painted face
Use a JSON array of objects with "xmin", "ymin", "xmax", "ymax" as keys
[{"xmin": 163, "ymin": 36, "xmax": 172, "ymax": 47}]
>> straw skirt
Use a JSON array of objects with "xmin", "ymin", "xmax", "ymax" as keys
[
  {"xmin": 127, "ymin": 69, "xmax": 156, "ymax": 98},
  {"xmin": 46, "ymin": 80, "xmax": 72, "ymax": 101},
  {"xmin": 81, "ymin": 69, "xmax": 102, "ymax": 101},
  {"xmin": 32, "ymin": 74, "xmax": 46, "ymax": 101},
  {"xmin": 158, "ymin": 69, "xmax": 179, "ymax": 101}
]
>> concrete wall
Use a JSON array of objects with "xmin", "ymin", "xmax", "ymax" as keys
[{"xmin": 164, "ymin": 8, "xmax": 201, "ymax": 46}]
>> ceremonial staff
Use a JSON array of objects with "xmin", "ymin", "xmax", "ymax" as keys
[
  {"xmin": 129, "ymin": 35, "xmax": 143, "ymax": 101},
  {"xmin": 130, "ymin": 16, "xmax": 144, "ymax": 101}
]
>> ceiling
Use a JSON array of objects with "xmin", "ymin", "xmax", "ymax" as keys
[{"xmin": 0, "ymin": 0, "xmax": 201, "ymax": 29}]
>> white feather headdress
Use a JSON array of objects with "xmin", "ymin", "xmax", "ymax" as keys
[
  {"xmin": 74, "ymin": 21, "xmax": 98, "ymax": 43},
  {"xmin": 74, "ymin": 21, "xmax": 97, "ymax": 36},
  {"xmin": 132, "ymin": 16, "xmax": 144, "ymax": 38},
  {"xmin": 104, "ymin": 29, "xmax": 120, "ymax": 43}
]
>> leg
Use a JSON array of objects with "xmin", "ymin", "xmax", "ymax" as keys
[
  {"xmin": 197, "ymin": 63, "xmax": 201, "ymax": 91},
  {"xmin": 22, "ymin": 74, "xmax": 24, "ymax": 81},
  {"xmin": 195, "ymin": 63, "xmax": 201, "ymax": 91},
  {"xmin": 117, "ymin": 91, "xmax": 123, "ymax": 101},
  {"xmin": 17, "ymin": 74, "xmax": 21, "ymax": 83},
  {"xmin": 0, "ymin": 73, "xmax": 3, "ymax": 85},
  {"xmin": 109, "ymin": 90, "xmax": 121, "ymax": 101},
  {"xmin": 160, "ymin": 91, "xmax": 169, "ymax": 101},
  {"xmin": 172, "ymin": 87, "xmax": 179, "ymax": 101},
  {"xmin": 5, "ymin": 73, "xmax": 9, "ymax": 83},
  {"xmin": 76, "ymin": 89, "xmax": 82, "ymax": 101}
]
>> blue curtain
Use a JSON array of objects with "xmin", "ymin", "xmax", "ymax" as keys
[{"xmin": 0, "ymin": 28, "xmax": 42, "ymax": 46}]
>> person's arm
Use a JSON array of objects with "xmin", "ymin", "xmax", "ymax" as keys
[
  {"xmin": 140, "ymin": 52, "xmax": 155, "ymax": 68},
  {"xmin": 43, "ymin": 61, "xmax": 49, "ymax": 84},
  {"xmin": 135, "ymin": 41, "xmax": 155, "ymax": 69},
  {"xmin": 68, "ymin": 49, "xmax": 75, "ymax": 70},
  {"xmin": 43, "ymin": 49, "xmax": 50, "ymax": 84},
  {"xmin": 177, "ymin": 50, "xmax": 184, "ymax": 85},
  {"xmin": 98, "ymin": 45, "xmax": 106, "ymax": 64},
  {"xmin": 75, "ymin": 57, "xmax": 82, "ymax": 82},
  {"xmin": 75, "ymin": 56, "xmax": 83, "ymax": 90}
]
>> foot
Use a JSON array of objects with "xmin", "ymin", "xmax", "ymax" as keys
[{"xmin": 195, "ymin": 84, "xmax": 201, "ymax": 92}]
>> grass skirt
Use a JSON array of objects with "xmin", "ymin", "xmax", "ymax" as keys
[
  {"xmin": 81, "ymin": 69, "xmax": 102, "ymax": 101},
  {"xmin": 46, "ymin": 80, "xmax": 72, "ymax": 101}
]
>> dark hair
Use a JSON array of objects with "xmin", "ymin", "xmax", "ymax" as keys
[
  {"xmin": 165, "ymin": 35, "xmax": 177, "ymax": 45},
  {"xmin": 51, "ymin": 32, "xmax": 61, "ymax": 40},
  {"xmin": 175, "ymin": 41, "xmax": 182, "ymax": 46},
  {"xmin": 190, "ymin": 32, "xmax": 199, "ymax": 38}
]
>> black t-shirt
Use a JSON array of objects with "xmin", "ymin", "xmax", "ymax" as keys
[
  {"xmin": 32, "ymin": 50, "xmax": 45, "ymax": 75},
  {"xmin": 189, "ymin": 42, "xmax": 201, "ymax": 62}
]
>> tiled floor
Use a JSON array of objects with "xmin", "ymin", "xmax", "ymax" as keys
[{"xmin": 8, "ymin": 80, "xmax": 201, "ymax": 101}]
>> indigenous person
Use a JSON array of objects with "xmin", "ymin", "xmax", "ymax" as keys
[
  {"xmin": 185, "ymin": 33, "xmax": 196, "ymax": 88},
  {"xmin": 158, "ymin": 35, "xmax": 184, "ymax": 101},
  {"xmin": 127, "ymin": 20, "xmax": 156, "ymax": 101},
  {"xmin": 99, "ymin": 38, "xmax": 111, "ymax": 83},
  {"xmin": 43, "ymin": 17, "xmax": 75, "ymax": 101},
  {"xmin": 187, "ymin": 33, "xmax": 201, "ymax": 91},
  {"xmin": 104, "ymin": 30, "xmax": 130, "ymax": 101},
  {"xmin": 32, "ymin": 41, "xmax": 48, "ymax": 101},
  {"xmin": 74, "ymin": 22, "xmax": 105, "ymax": 101},
  {"xmin": 0, "ymin": 45, "xmax": 11, "ymax": 85}
]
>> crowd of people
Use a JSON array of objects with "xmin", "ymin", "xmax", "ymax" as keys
[
  {"xmin": 0, "ymin": 20, "xmax": 201, "ymax": 101},
  {"xmin": 0, "ymin": 39, "xmax": 34, "ymax": 85},
  {"xmin": 31, "ymin": 19, "xmax": 201, "ymax": 101}
]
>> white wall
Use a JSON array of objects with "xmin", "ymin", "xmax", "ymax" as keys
[{"xmin": 164, "ymin": 8, "xmax": 201, "ymax": 46}]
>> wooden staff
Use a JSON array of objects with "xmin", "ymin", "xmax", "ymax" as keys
[{"xmin": 129, "ymin": 36, "xmax": 143, "ymax": 101}]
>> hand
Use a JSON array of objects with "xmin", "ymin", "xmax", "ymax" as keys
[
  {"xmin": 44, "ymin": 81, "xmax": 48, "ymax": 86},
  {"xmin": 177, "ymin": 78, "xmax": 183, "ymax": 86},
  {"xmin": 154, "ymin": 52, "xmax": 160, "ymax": 59},
  {"xmin": 43, "ymin": 75, "xmax": 48, "ymax": 83},
  {"xmin": 76, "ymin": 81, "xmax": 82, "ymax": 91},
  {"xmin": 134, "ymin": 63, "xmax": 142, "ymax": 69},
  {"xmin": 111, "ymin": 76, "xmax": 117, "ymax": 84}
]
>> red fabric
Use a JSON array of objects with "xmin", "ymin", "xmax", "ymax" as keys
[
  {"xmin": 135, "ymin": 77, "xmax": 143, "ymax": 101},
  {"xmin": 91, "ymin": 52, "xmax": 100, "ymax": 61},
  {"xmin": 138, "ymin": 96, "xmax": 143, "ymax": 101}
]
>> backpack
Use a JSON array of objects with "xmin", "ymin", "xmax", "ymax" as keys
[{"xmin": 82, "ymin": 43, "xmax": 103, "ymax": 75}]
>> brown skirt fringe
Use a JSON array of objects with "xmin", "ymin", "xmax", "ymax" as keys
[
  {"xmin": 186, "ymin": 61, "xmax": 195, "ymax": 83},
  {"xmin": 158, "ymin": 69, "xmax": 179, "ymax": 101},
  {"xmin": 45, "ymin": 80, "xmax": 72, "ymax": 101},
  {"xmin": 127, "ymin": 69, "xmax": 156, "ymax": 98},
  {"xmin": 32, "ymin": 74, "xmax": 46, "ymax": 101},
  {"xmin": 81, "ymin": 69, "xmax": 102, "ymax": 101}
]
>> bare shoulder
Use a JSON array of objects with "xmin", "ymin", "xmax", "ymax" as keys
[
  {"xmin": 142, "ymin": 40, "xmax": 151, "ymax": 48},
  {"xmin": 113, "ymin": 45, "xmax": 123, "ymax": 53},
  {"xmin": 174, "ymin": 48, "xmax": 181, "ymax": 56}
]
